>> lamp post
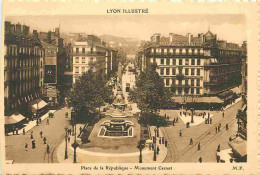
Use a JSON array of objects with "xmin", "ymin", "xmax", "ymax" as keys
[
  {"xmin": 153, "ymin": 127, "xmax": 157, "ymax": 161},
  {"xmin": 137, "ymin": 141, "xmax": 144, "ymax": 163},
  {"xmin": 71, "ymin": 109, "xmax": 79, "ymax": 163},
  {"xmin": 64, "ymin": 126, "xmax": 68, "ymax": 159},
  {"xmin": 191, "ymin": 107, "xmax": 194, "ymax": 123}
]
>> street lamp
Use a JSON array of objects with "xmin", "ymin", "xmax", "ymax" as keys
[
  {"xmin": 191, "ymin": 107, "xmax": 194, "ymax": 123},
  {"xmin": 153, "ymin": 127, "xmax": 157, "ymax": 161},
  {"xmin": 65, "ymin": 126, "xmax": 68, "ymax": 159},
  {"xmin": 71, "ymin": 109, "xmax": 79, "ymax": 163},
  {"xmin": 137, "ymin": 141, "xmax": 144, "ymax": 163}
]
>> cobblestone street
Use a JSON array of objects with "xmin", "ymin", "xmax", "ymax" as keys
[
  {"xmin": 161, "ymin": 100, "xmax": 243, "ymax": 163},
  {"xmin": 5, "ymin": 108, "xmax": 70, "ymax": 163}
]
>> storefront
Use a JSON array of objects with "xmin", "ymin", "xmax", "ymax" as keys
[
  {"xmin": 229, "ymin": 137, "xmax": 247, "ymax": 162},
  {"xmin": 29, "ymin": 98, "xmax": 48, "ymax": 119},
  {"xmin": 5, "ymin": 113, "xmax": 27, "ymax": 134}
]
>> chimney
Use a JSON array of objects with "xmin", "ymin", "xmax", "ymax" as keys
[
  {"xmin": 169, "ymin": 33, "xmax": 173, "ymax": 42},
  {"xmin": 201, "ymin": 33, "xmax": 204, "ymax": 43},
  {"xmin": 16, "ymin": 23, "xmax": 22, "ymax": 34},
  {"xmin": 188, "ymin": 33, "xmax": 191, "ymax": 45},
  {"xmin": 5, "ymin": 21, "xmax": 11, "ymax": 34},
  {"xmin": 22, "ymin": 25, "xmax": 29, "ymax": 36},
  {"xmin": 33, "ymin": 30, "xmax": 38, "ymax": 36}
]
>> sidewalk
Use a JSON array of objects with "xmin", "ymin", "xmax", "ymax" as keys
[
  {"xmin": 56, "ymin": 125, "xmax": 167, "ymax": 163},
  {"xmin": 7, "ymin": 110, "xmax": 57, "ymax": 135},
  {"xmin": 178, "ymin": 113, "xmax": 214, "ymax": 126}
]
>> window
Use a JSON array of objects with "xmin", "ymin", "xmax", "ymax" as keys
[
  {"xmin": 197, "ymin": 59, "xmax": 200, "ymax": 65},
  {"xmin": 197, "ymin": 69, "xmax": 200, "ymax": 76},
  {"xmin": 76, "ymin": 48, "xmax": 79, "ymax": 53},
  {"xmin": 75, "ymin": 57, "xmax": 79, "ymax": 63},
  {"xmin": 82, "ymin": 57, "xmax": 85, "ymax": 63},
  {"xmin": 184, "ymin": 88, "xmax": 189, "ymax": 94},
  {"xmin": 160, "ymin": 59, "xmax": 164, "ymax": 65},
  {"xmin": 82, "ymin": 67, "xmax": 85, "ymax": 73},
  {"xmin": 191, "ymin": 88, "xmax": 194, "ymax": 94},
  {"xmin": 185, "ymin": 59, "xmax": 189, "ymax": 65},
  {"xmin": 82, "ymin": 48, "xmax": 85, "ymax": 53},
  {"xmin": 75, "ymin": 67, "xmax": 79, "ymax": 73},
  {"xmin": 172, "ymin": 79, "xmax": 176, "ymax": 85},
  {"xmin": 196, "ymin": 88, "xmax": 200, "ymax": 94},
  {"xmin": 166, "ymin": 59, "xmax": 170, "ymax": 65},
  {"xmin": 160, "ymin": 68, "xmax": 164, "ymax": 75},
  {"xmin": 197, "ymin": 79, "xmax": 200, "ymax": 86},
  {"xmin": 191, "ymin": 79, "xmax": 194, "ymax": 86},
  {"xmin": 178, "ymin": 88, "xmax": 182, "ymax": 94},
  {"xmin": 185, "ymin": 79, "xmax": 188, "ymax": 86},
  {"xmin": 179, "ymin": 59, "xmax": 182, "ymax": 65},
  {"xmin": 185, "ymin": 68, "xmax": 189, "ymax": 75},
  {"xmin": 191, "ymin": 68, "xmax": 195, "ymax": 75},
  {"xmin": 178, "ymin": 80, "xmax": 182, "ymax": 85},
  {"xmin": 191, "ymin": 59, "xmax": 195, "ymax": 65},
  {"xmin": 91, "ymin": 47, "xmax": 93, "ymax": 54},
  {"xmin": 178, "ymin": 68, "xmax": 183, "ymax": 75},
  {"xmin": 172, "ymin": 68, "xmax": 176, "ymax": 75},
  {"xmin": 166, "ymin": 79, "xmax": 170, "ymax": 86},
  {"xmin": 172, "ymin": 59, "xmax": 176, "ymax": 65},
  {"xmin": 41, "ymin": 71, "xmax": 42, "ymax": 78},
  {"xmin": 41, "ymin": 61, "xmax": 43, "ymax": 68},
  {"xmin": 166, "ymin": 68, "xmax": 170, "ymax": 75}
]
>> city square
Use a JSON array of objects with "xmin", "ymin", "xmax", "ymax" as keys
[{"xmin": 4, "ymin": 15, "xmax": 247, "ymax": 164}]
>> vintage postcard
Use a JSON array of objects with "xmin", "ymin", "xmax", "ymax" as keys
[{"xmin": 1, "ymin": 1, "xmax": 258, "ymax": 174}]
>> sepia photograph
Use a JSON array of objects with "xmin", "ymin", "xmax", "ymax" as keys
[{"xmin": 3, "ymin": 14, "xmax": 248, "ymax": 164}]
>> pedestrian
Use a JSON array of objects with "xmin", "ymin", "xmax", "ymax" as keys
[
  {"xmin": 153, "ymin": 136, "xmax": 155, "ymax": 143},
  {"xmin": 159, "ymin": 137, "xmax": 162, "ymax": 144},
  {"xmin": 152, "ymin": 143, "xmax": 154, "ymax": 150},
  {"xmin": 162, "ymin": 137, "xmax": 165, "ymax": 144},
  {"xmin": 40, "ymin": 131, "xmax": 43, "ymax": 138},
  {"xmin": 218, "ymin": 125, "xmax": 220, "ymax": 132},
  {"xmin": 23, "ymin": 128, "xmax": 25, "ymax": 135},
  {"xmin": 176, "ymin": 117, "xmax": 178, "ymax": 123},
  {"xmin": 172, "ymin": 120, "xmax": 175, "ymax": 126},
  {"xmin": 205, "ymin": 118, "xmax": 207, "ymax": 124},
  {"xmin": 39, "ymin": 118, "xmax": 42, "ymax": 123},
  {"xmin": 210, "ymin": 118, "xmax": 212, "ymax": 124},
  {"xmin": 190, "ymin": 138, "xmax": 193, "ymax": 145},
  {"xmin": 15, "ymin": 128, "xmax": 19, "ymax": 135},
  {"xmin": 180, "ymin": 111, "xmax": 182, "ymax": 116},
  {"xmin": 165, "ymin": 140, "xmax": 168, "ymax": 147},
  {"xmin": 226, "ymin": 124, "xmax": 229, "ymax": 130},
  {"xmin": 222, "ymin": 112, "xmax": 224, "ymax": 118},
  {"xmin": 43, "ymin": 137, "xmax": 47, "ymax": 144},
  {"xmin": 25, "ymin": 143, "xmax": 28, "ymax": 151},
  {"xmin": 215, "ymin": 126, "xmax": 217, "ymax": 133},
  {"xmin": 32, "ymin": 140, "xmax": 36, "ymax": 149},
  {"xmin": 199, "ymin": 157, "xmax": 202, "ymax": 163},
  {"xmin": 12, "ymin": 126, "xmax": 15, "ymax": 135},
  {"xmin": 208, "ymin": 113, "xmax": 210, "ymax": 118},
  {"xmin": 30, "ymin": 133, "xmax": 34, "ymax": 139},
  {"xmin": 36, "ymin": 119, "xmax": 39, "ymax": 126},
  {"xmin": 149, "ymin": 143, "xmax": 151, "ymax": 150},
  {"xmin": 216, "ymin": 155, "xmax": 220, "ymax": 163},
  {"xmin": 198, "ymin": 142, "xmax": 200, "ymax": 150},
  {"xmin": 157, "ymin": 146, "xmax": 160, "ymax": 155},
  {"xmin": 173, "ymin": 118, "xmax": 175, "ymax": 123},
  {"xmin": 229, "ymin": 137, "xmax": 232, "ymax": 142},
  {"xmin": 217, "ymin": 144, "xmax": 220, "ymax": 152},
  {"xmin": 46, "ymin": 119, "xmax": 49, "ymax": 125},
  {"xmin": 46, "ymin": 144, "xmax": 50, "ymax": 154},
  {"xmin": 179, "ymin": 130, "xmax": 182, "ymax": 137},
  {"xmin": 68, "ymin": 136, "xmax": 70, "ymax": 143}
]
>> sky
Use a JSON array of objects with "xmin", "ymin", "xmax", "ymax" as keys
[{"xmin": 6, "ymin": 15, "xmax": 246, "ymax": 44}]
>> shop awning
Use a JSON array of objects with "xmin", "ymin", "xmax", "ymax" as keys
[
  {"xmin": 31, "ymin": 99, "xmax": 48, "ymax": 112},
  {"xmin": 229, "ymin": 137, "xmax": 247, "ymax": 157},
  {"xmin": 5, "ymin": 113, "xmax": 25, "ymax": 125},
  {"xmin": 172, "ymin": 96, "xmax": 223, "ymax": 103},
  {"xmin": 231, "ymin": 86, "xmax": 241, "ymax": 94}
]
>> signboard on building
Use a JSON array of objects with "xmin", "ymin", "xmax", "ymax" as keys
[{"xmin": 45, "ymin": 56, "xmax": 57, "ymax": 65}]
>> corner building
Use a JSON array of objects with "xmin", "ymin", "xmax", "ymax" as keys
[{"xmin": 137, "ymin": 30, "xmax": 244, "ymax": 97}]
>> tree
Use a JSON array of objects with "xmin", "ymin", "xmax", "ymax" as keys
[
  {"xmin": 128, "ymin": 65, "xmax": 170, "ymax": 114},
  {"xmin": 66, "ymin": 70, "xmax": 112, "ymax": 122}
]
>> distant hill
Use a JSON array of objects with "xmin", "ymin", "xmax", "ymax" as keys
[{"xmin": 99, "ymin": 35, "xmax": 144, "ymax": 55}]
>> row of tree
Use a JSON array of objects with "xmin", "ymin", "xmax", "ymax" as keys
[{"xmin": 128, "ymin": 65, "xmax": 170, "ymax": 127}]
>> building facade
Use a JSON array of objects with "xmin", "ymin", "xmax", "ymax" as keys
[
  {"xmin": 72, "ymin": 35, "xmax": 116, "ymax": 83},
  {"xmin": 4, "ymin": 21, "xmax": 48, "ymax": 123},
  {"xmin": 137, "ymin": 30, "xmax": 244, "ymax": 97}
]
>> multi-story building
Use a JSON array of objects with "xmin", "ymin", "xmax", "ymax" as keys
[
  {"xmin": 72, "ymin": 35, "xmax": 114, "ymax": 83},
  {"xmin": 41, "ymin": 41, "xmax": 58, "ymax": 108},
  {"xmin": 4, "ymin": 21, "xmax": 48, "ymax": 129},
  {"xmin": 137, "ymin": 30, "xmax": 244, "ymax": 97}
]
